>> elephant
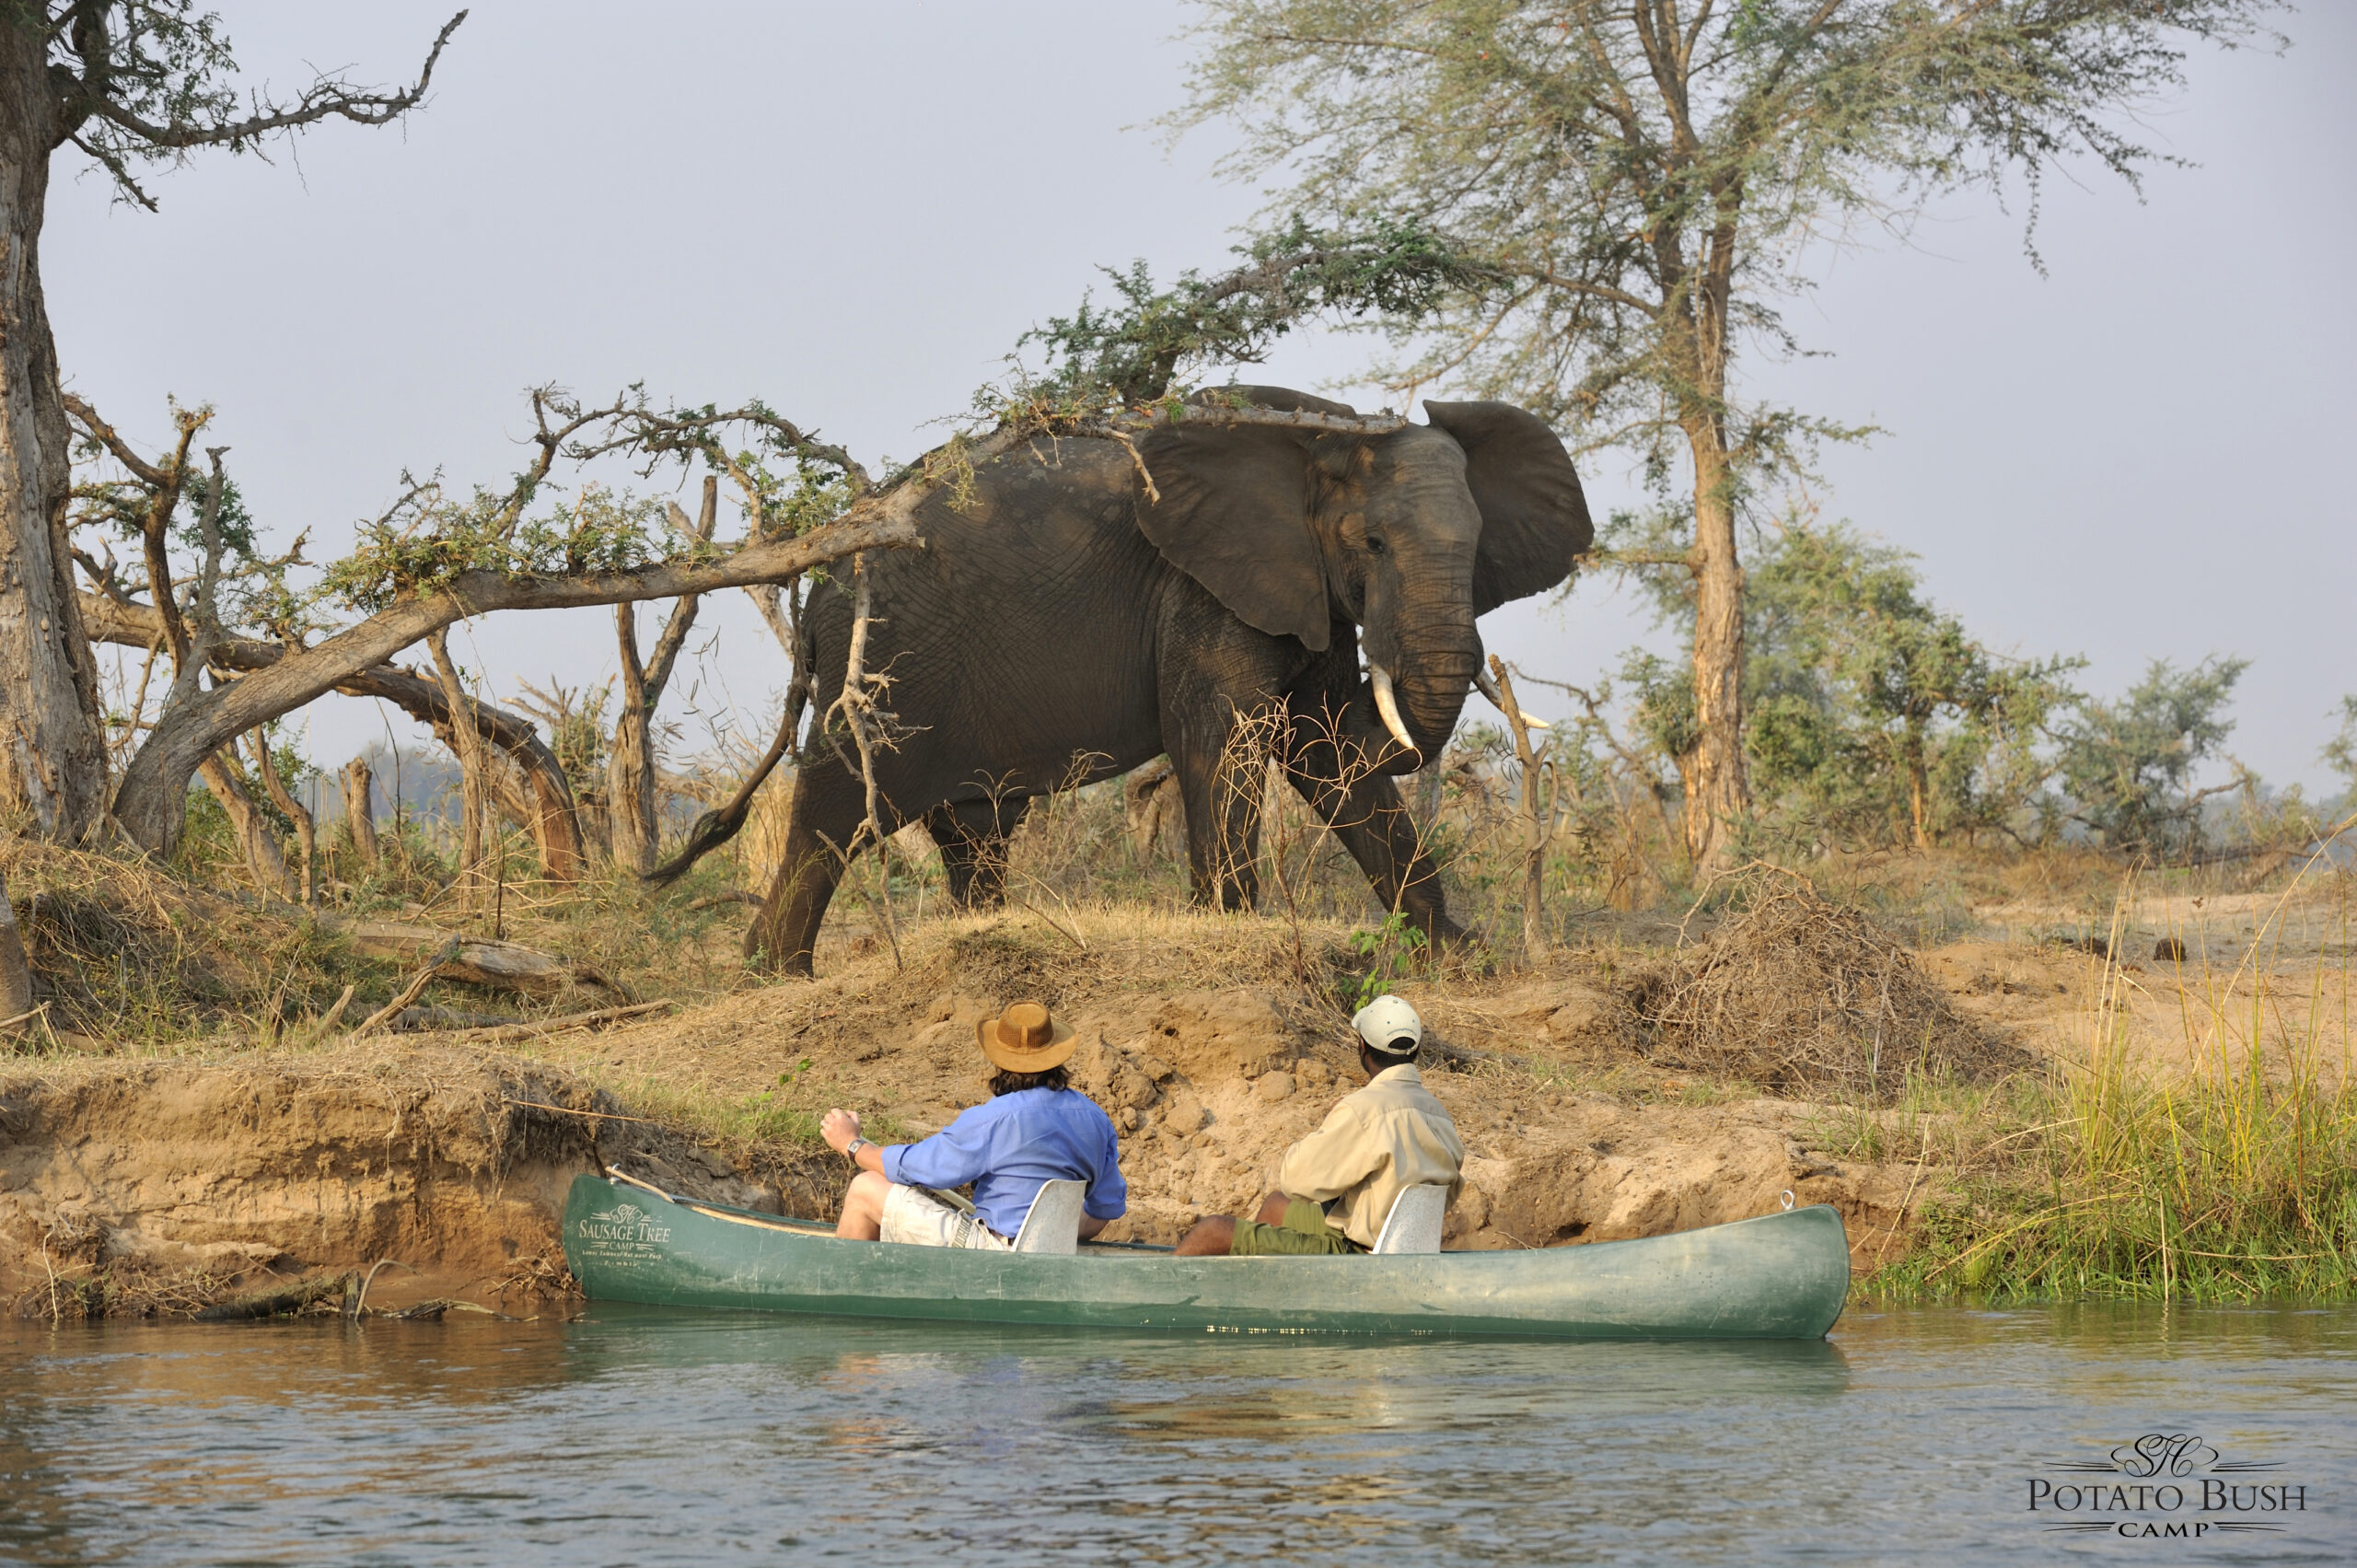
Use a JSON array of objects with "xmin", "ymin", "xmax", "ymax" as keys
[{"xmin": 745, "ymin": 387, "xmax": 1593, "ymax": 974}]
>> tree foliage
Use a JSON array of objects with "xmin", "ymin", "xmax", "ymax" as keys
[
  {"xmin": 1013, "ymin": 217, "xmax": 1483, "ymax": 407},
  {"xmin": 2322, "ymin": 697, "xmax": 2357, "ymax": 807},
  {"xmin": 1613, "ymin": 512, "xmax": 2079, "ymax": 848},
  {"xmin": 1174, "ymin": 0, "xmax": 2278, "ymax": 448},
  {"xmin": 2047, "ymin": 656, "xmax": 2248, "ymax": 855}
]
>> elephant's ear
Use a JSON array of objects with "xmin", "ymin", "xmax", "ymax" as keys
[
  {"xmin": 1134, "ymin": 423, "xmax": 1330, "ymax": 651},
  {"xmin": 1423, "ymin": 401, "xmax": 1594, "ymax": 616}
]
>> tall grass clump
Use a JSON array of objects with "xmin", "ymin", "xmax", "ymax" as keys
[{"xmin": 1885, "ymin": 842, "xmax": 2355, "ymax": 1301}]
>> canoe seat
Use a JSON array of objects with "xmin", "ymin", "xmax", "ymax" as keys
[
  {"xmin": 1371, "ymin": 1184, "xmax": 1449, "ymax": 1255},
  {"xmin": 1013, "ymin": 1179, "xmax": 1087, "ymax": 1254}
]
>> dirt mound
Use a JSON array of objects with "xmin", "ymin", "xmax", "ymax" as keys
[
  {"xmin": 0, "ymin": 1047, "xmax": 839, "ymax": 1318},
  {"xmin": 1639, "ymin": 868, "xmax": 2026, "ymax": 1097}
]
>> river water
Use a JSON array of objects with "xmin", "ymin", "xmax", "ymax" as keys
[{"xmin": 2, "ymin": 1303, "xmax": 2350, "ymax": 1565}]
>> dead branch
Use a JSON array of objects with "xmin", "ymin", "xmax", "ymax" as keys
[
  {"xmin": 349, "ymin": 936, "xmax": 459, "ymax": 1040},
  {"xmin": 1488, "ymin": 657, "xmax": 1555, "ymax": 959},
  {"xmin": 195, "ymin": 750, "xmax": 297, "ymax": 900},
  {"xmin": 66, "ymin": 12, "xmax": 468, "ymax": 156},
  {"xmin": 425, "ymin": 629, "xmax": 488, "ymax": 910},
  {"xmin": 331, "ymin": 920, "xmax": 621, "ymax": 999},
  {"xmin": 609, "ymin": 481, "xmax": 716, "ymax": 873},
  {"xmin": 247, "ymin": 730, "xmax": 317, "ymax": 903},
  {"xmin": 826, "ymin": 553, "xmax": 900, "ymax": 966},
  {"xmin": 643, "ymin": 677, "xmax": 807, "ymax": 889}
]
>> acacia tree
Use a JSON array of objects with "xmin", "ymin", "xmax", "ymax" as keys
[
  {"xmin": 2, "ymin": 2, "xmax": 463, "ymax": 840},
  {"xmin": 2048, "ymin": 656, "xmax": 2247, "ymax": 855},
  {"xmin": 1177, "ymin": 0, "xmax": 2280, "ymax": 868}
]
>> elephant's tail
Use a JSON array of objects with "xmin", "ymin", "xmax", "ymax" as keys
[{"xmin": 643, "ymin": 673, "xmax": 808, "ymax": 890}]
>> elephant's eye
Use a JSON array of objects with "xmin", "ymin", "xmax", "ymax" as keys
[{"xmin": 1364, "ymin": 534, "xmax": 1387, "ymax": 555}]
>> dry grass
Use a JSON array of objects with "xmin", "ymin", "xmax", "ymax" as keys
[{"xmin": 2, "ymin": 840, "xmax": 389, "ymax": 1045}]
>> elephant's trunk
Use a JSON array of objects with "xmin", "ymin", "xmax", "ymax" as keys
[{"xmin": 1382, "ymin": 598, "xmax": 1481, "ymax": 754}]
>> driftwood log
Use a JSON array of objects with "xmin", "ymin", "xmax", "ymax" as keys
[{"xmin": 334, "ymin": 920, "xmax": 623, "ymax": 999}]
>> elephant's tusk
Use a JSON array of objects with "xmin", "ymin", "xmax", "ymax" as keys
[
  {"xmin": 1368, "ymin": 665, "xmax": 1421, "ymax": 761},
  {"xmin": 1472, "ymin": 668, "xmax": 1550, "ymax": 730}
]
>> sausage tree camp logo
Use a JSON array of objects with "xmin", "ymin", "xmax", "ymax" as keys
[
  {"xmin": 575, "ymin": 1202, "xmax": 672, "ymax": 1265},
  {"xmin": 2029, "ymin": 1433, "xmax": 2312, "ymax": 1540}
]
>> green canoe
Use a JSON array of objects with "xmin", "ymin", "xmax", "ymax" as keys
[{"xmin": 561, "ymin": 1174, "xmax": 1850, "ymax": 1340}]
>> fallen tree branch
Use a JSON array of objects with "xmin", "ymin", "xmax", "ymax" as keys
[
  {"xmin": 192, "ymin": 1273, "xmax": 348, "ymax": 1322},
  {"xmin": 350, "ymin": 936, "xmax": 460, "ymax": 1040},
  {"xmin": 331, "ymin": 920, "xmax": 621, "ymax": 998}
]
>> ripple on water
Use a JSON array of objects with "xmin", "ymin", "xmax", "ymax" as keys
[{"xmin": 1, "ymin": 1304, "xmax": 2351, "ymax": 1565}]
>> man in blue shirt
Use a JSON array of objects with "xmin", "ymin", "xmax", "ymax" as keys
[{"xmin": 821, "ymin": 1001, "xmax": 1126, "ymax": 1248}]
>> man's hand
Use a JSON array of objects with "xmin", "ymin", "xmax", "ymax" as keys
[{"xmin": 820, "ymin": 1108, "xmax": 863, "ymax": 1155}]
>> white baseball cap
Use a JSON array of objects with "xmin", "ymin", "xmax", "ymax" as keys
[{"xmin": 1351, "ymin": 995, "xmax": 1423, "ymax": 1057}]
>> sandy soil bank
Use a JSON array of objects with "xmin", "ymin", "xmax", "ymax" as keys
[{"xmin": 5, "ymin": 881, "xmax": 2340, "ymax": 1318}]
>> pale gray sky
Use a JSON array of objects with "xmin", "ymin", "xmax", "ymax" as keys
[{"xmin": 52, "ymin": 3, "xmax": 2356, "ymax": 793}]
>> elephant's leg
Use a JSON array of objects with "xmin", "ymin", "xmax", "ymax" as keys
[
  {"xmin": 745, "ymin": 762, "xmax": 870, "ymax": 976},
  {"xmin": 1282, "ymin": 725, "xmax": 1464, "ymax": 947},
  {"xmin": 923, "ymin": 796, "xmax": 1030, "ymax": 909},
  {"xmin": 1170, "ymin": 721, "xmax": 1267, "ymax": 912}
]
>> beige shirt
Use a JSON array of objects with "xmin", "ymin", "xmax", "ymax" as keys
[{"xmin": 1277, "ymin": 1063, "xmax": 1465, "ymax": 1248}]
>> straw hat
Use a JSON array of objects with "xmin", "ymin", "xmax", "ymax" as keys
[{"xmin": 976, "ymin": 1000, "xmax": 1077, "ymax": 1073}]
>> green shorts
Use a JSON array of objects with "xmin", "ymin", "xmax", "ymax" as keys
[{"xmin": 1228, "ymin": 1197, "xmax": 1364, "ymax": 1256}]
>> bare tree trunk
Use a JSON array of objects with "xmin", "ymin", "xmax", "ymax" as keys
[
  {"xmin": 426, "ymin": 630, "xmax": 486, "ymax": 911},
  {"xmin": 1680, "ymin": 424, "xmax": 1749, "ymax": 871},
  {"xmin": 1490, "ymin": 659, "xmax": 1553, "ymax": 961},
  {"xmin": 1903, "ymin": 715, "xmax": 1931, "ymax": 850},
  {"xmin": 198, "ymin": 752, "xmax": 297, "ymax": 900},
  {"xmin": 343, "ymin": 758, "xmax": 379, "ymax": 868},
  {"xmin": 0, "ymin": 866, "xmax": 33, "ymax": 1023},
  {"xmin": 0, "ymin": 32, "xmax": 107, "ymax": 840},
  {"xmin": 249, "ymin": 733, "xmax": 317, "ymax": 903},
  {"xmin": 607, "ymin": 481, "xmax": 714, "ymax": 874},
  {"xmin": 609, "ymin": 606, "xmax": 656, "ymax": 874}
]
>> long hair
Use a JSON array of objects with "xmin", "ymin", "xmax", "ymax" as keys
[{"xmin": 990, "ymin": 1064, "xmax": 1071, "ymax": 1097}]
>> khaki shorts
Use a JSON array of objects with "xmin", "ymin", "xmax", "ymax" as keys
[
  {"xmin": 1229, "ymin": 1196, "xmax": 1364, "ymax": 1256},
  {"xmin": 879, "ymin": 1182, "xmax": 1011, "ymax": 1250}
]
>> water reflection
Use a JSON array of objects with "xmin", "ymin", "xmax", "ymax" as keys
[{"xmin": 0, "ymin": 1306, "xmax": 2350, "ymax": 1566}]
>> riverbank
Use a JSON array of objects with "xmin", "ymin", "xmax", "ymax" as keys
[{"xmin": 3, "ymin": 865, "xmax": 2349, "ymax": 1318}]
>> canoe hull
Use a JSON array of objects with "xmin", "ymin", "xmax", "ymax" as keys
[{"xmin": 562, "ymin": 1176, "xmax": 1849, "ymax": 1340}]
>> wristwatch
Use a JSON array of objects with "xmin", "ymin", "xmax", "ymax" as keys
[{"xmin": 844, "ymin": 1137, "xmax": 875, "ymax": 1161}]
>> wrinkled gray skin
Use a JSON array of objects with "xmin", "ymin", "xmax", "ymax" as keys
[{"xmin": 749, "ymin": 388, "xmax": 1592, "ymax": 974}]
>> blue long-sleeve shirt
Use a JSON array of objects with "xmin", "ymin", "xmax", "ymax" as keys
[{"xmin": 882, "ymin": 1087, "xmax": 1127, "ymax": 1238}]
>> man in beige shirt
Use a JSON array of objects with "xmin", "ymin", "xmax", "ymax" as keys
[{"xmin": 1174, "ymin": 995, "xmax": 1464, "ymax": 1256}]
